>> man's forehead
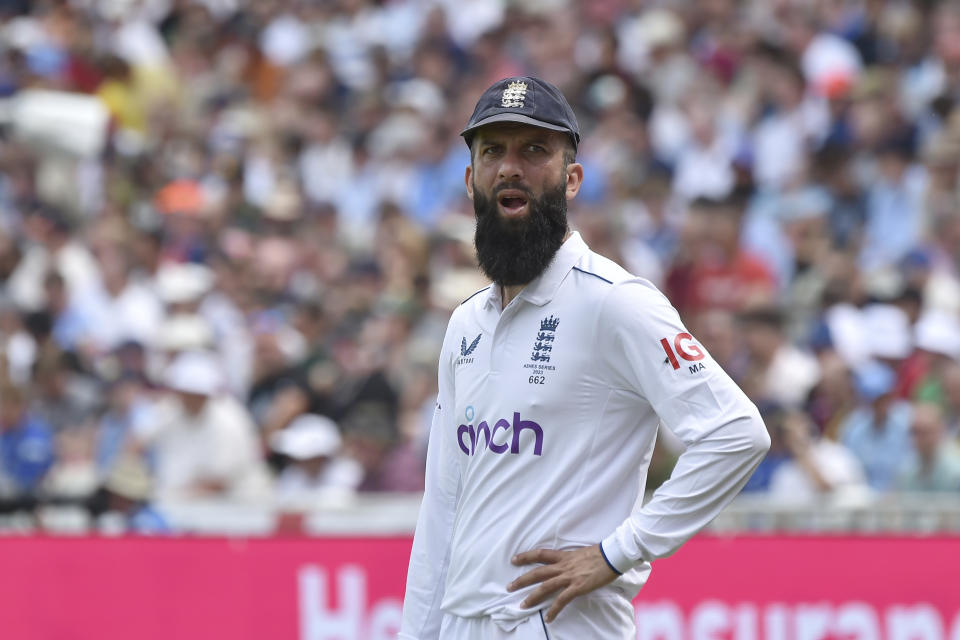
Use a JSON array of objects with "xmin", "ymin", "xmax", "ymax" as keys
[{"xmin": 472, "ymin": 122, "xmax": 563, "ymax": 143}]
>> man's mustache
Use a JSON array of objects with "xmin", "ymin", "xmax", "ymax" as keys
[{"xmin": 492, "ymin": 183, "xmax": 534, "ymax": 199}]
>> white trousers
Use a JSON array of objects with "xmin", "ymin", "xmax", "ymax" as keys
[{"xmin": 439, "ymin": 595, "xmax": 636, "ymax": 640}]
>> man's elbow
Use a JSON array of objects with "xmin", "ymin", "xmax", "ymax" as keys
[{"xmin": 743, "ymin": 403, "xmax": 771, "ymax": 459}]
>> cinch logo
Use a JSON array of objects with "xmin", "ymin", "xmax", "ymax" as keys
[{"xmin": 457, "ymin": 412, "xmax": 543, "ymax": 456}]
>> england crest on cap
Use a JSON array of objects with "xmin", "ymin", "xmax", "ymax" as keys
[{"xmin": 501, "ymin": 81, "xmax": 528, "ymax": 108}]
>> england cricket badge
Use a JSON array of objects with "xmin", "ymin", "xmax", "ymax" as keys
[
  {"xmin": 524, "ymin": 315, "xmax": 558, "ymax": 384},
  {"xmin": 501, "ymin": 80, "xmax": 528, "ymax": 108}
]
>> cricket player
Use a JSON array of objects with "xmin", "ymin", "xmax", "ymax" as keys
[{"xmin": 399, "ymin": 77, "xmax": 770, "ymax": 639}]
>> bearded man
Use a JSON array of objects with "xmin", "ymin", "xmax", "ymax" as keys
[{"xmin": 400, "ymin": 77, "xmax": 770, "ymax": 640}]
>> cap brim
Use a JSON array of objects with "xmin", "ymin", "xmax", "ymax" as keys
[{"xmin": 460, "ymin": 113, "xmax": 576, "ymax": 142}]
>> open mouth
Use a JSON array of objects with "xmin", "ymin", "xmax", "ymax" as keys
[{"xmin": 497, "ymin": 190, "xmax": 530, "ymax": 216}]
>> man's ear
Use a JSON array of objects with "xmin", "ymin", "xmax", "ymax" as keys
[
  {"xmin": 465, "ymin": 165, "xmax": 474, "ymax": 200},
  {"xmin": 565, "ymin": 162, "xmax": 584, "ymax": 201}
]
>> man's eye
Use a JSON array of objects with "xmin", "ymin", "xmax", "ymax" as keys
[{"xmin": 527, "ymin": 145, "xmax": 545, "ymax": 153}]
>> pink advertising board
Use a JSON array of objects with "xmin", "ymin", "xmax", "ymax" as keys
[{"xmin": 0, "ymin": 535, "xmax": 957, "ymax": 639}]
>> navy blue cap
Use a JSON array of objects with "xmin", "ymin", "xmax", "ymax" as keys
[{"xmin": 460, "ymin": 76, "xmax": 580, "ymax": 151}]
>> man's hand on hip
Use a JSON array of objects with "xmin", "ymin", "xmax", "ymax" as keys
[{"xmin": 506, "ymin": 544, "xmax": 618, "ymax": 623}]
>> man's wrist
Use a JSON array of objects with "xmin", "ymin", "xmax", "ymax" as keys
[
  {"xmin": 599, "ymin": 535, "xmax": 634, "ymax": 575},
  {"xmin": 597, "ymin": 541, "xmax": 623, "ymax": 575}
]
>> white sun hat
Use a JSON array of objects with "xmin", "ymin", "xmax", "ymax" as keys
[
  {"xmin": 163, "ymin": 350, "xmax": 224, "ymax": 396},
  {"xmin": 914, "ymin": 310, "xmax": 960, "ymax": 359},
  {"xmin": 157, "ymin": 314, "xmax": 215, "ymax": 352},
  {"xmin": 156, "ymin": 262, "xmax": 214, "ymax": 305},
  {"xmin": 270, "ymin": 414, "xmax": 342, "ymax": 460}
]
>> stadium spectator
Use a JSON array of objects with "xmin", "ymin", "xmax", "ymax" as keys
[
  {"xmin": 137, "ymin": 351, "xmax": 270, "ymax": 501},
  {"xmin": 739, "ymin": 306, "xmax": 820, "ymax": 408},
  {"xmin": 269, "ymin": 413, "xmax": 362, "ymax": 504},
  {"xmin": 95, "ymin": 373, "xmax": 155, "ymax": 477},
  {"xmin": 840, "ymin": 361, "xmax": 914, "ymax": 492},
  {"xmin": 95, "ymin": 455, "xmax": 170, "ymax": 534},
  {"xmin": 666, "ymin": 195, "xmax": 778, "ymax": 316},
  {"xmin": 860, "ymin": 137, "xmax": 926, "ymax": 272},
  {"xmin": 941, "ymin": 361, "xmax": 960, "ymax": 435},
  {"xmin": 29, "ymin": 349, "xmax": 100, "ymax": 432},
  {"xmin": 0, "ymin": 383, "xmax": 55, "ymax": 497},
  {"xmin": 806, "ymin": 351, "xmax": 858, "ymax": 441},
  {"xmin": 768, "ymin": 410, "xmax": 868, "ymax": 504},
  {"xmin": 897, "ymin": 403, "xmax": 960, "ymax": 493}
]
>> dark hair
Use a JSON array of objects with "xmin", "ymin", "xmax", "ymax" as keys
[
  {"xmin": 739, "ymin": 307, "xmax": 784, "ymax": 330},
  {"xmin": 690, "ymin": 194, "xmax": 745, "ymax": 217}
]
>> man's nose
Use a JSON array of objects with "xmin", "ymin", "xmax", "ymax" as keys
[{"xmin": 497, "ymin": 149, "xmax": 524, "ymax": 181}]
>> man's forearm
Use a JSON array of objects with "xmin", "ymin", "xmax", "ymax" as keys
[{"xmin": 602, "ymin": 407, "xmax": 770, "ymax": 572}]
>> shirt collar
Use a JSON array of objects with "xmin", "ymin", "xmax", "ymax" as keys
[
  {"xmin": 483, "ymin": 283, "xmax": 501, "ymax": 309},
  {"xmin": 483, "ymin": 231, "xmax": 588, "ymax": 309}
]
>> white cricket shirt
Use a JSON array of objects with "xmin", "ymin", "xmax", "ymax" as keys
[{"xmin": 400, "ymin": 233, "xmax": 770, "ymax": 639}]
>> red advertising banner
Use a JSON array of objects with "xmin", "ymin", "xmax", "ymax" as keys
[{"xmin": 0, "ymin": 535, "xmax": 957, "ymax": 640}]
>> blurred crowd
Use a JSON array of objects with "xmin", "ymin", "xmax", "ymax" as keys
[{"xmin": 1, "ymin": 0, "xmax": 960, "ymax": 532}]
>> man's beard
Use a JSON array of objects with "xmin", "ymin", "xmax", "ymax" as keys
[{"xmin": 473, "ymin": 181, "xmax": 568, "ymax": 287}]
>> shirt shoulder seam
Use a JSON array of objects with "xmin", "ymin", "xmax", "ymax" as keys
[
  {"xmin": 571, "ymin": 266, "xmax": 613, "ymax": 284},
  {"xmin": 459, "ymin": 285, "xmax": 491, "ymax": 306}
]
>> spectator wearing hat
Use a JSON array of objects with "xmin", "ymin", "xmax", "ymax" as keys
[
  {"xmin": 137, "ymin": 351, "xmax": 270, "ymax": 501},
  {"xmin": 862, "ymin": 303, "xmax": 913, "ymax": 366},
  {"xmin": 782, "ymin": 5, "xmax": 863, "ymax": 94},
  {"xmin": 154, "ymin": 262, "xmax": 215, "ymax": 314},
  {"xmin": 155, "ymin": 260, "xmax": 252, "ymax": 397},
  {"xmin": 839, "ymin": 361, "xmax": 913, "ymax": 491},
  {"xmin": 156, "ymin": 314, "xmax": 215, "ymax": 356},
  {"xmin": 96, "ymin": 455, "xmax": 170, "ymax": 534},
  {"xmin": 897, "ymin": 403, "xmax": 960, "ymax": 493},
  {"xmin": 153, "ymin": 180, "xmax": 210, "ymax": 263},
  {"xmin": 908, "ymin": 311, "xmax": 960, "ymax": 405},
  {"xmin": 270, "ymin": 413, "xmax": 362, "ymax": 504},
  {"xmin": 890, "ymin": 307, "xmax": 952, "ymax": 394}
]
